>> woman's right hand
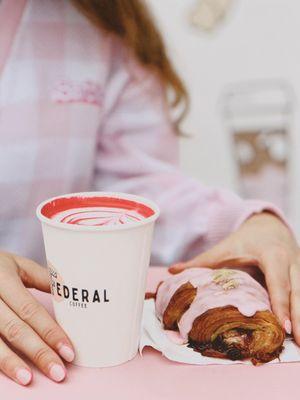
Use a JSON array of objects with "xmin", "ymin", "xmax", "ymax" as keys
[{"xmin": 0, "ymin": 251, "xmax": 75, "ymax": 385}]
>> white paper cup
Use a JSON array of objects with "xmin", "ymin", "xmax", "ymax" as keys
[{"xmin": 36, "ymin": 191, "xmax": 159, "ymax": 367}]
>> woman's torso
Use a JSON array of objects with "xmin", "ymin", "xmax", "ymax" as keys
[{"xmin": 0, "ymin": 0, "xmax": 112, "ymax": 262}]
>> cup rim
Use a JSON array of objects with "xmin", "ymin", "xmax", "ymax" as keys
[{"xmin": 36, "ymin": 191, "xmax": 160, "ymax": 232}]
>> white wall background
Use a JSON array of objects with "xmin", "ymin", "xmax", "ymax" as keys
[{"xmin": 147, "ymin": 0, "xmax": 300, "ymax": 233}]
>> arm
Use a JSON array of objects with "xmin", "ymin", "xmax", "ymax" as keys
[
  {"xmin": 93, "ymin": 45, "xmax": 300, "ymax": 340},
  {"xmin": 93, "ymin": 47, "xmax": 287, "ymax": 265}
]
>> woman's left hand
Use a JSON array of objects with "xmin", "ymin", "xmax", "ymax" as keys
[{"xmin": 169, "ymin": 212, "xmax": 300, "ymax": 344}]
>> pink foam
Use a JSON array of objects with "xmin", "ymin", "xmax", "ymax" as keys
[{"xmin": 41, "ymin": 195, "xmax": 155, "ymax": 226}]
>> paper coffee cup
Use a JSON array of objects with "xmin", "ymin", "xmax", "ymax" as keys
[{"xmin": 36, "ymin": 191, "xmax": 159, "ymax": 367}]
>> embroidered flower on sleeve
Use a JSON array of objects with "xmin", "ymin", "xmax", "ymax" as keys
[{"xmin": 51, "ymin": 79, "xmax": 103, "ymax": 106}]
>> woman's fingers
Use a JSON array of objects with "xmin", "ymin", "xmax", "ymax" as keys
[
  {"xmin": 0, "ymin": 274, "xmax": 74, "ymax": 363},
  {"xmin": 0, "ymin": 337, "xmax": 32, "ymax": 386},
  {"xmin": 290, "ymin": 263, "xmax": 300, "ymax": 344},
  {"xmin": 12, "ymin": 253, "xmax": 50, "ymax": 292},
  {"xmin": 0, "ymin": 251, "xmax": 50, "ymax": 292},
  {"xmin": 169, "ymin": 243, "xmax": 228, "ymax": 274},
  {"xmin": 262, "ymin": 250, "xmax": 291, "ymax": 333},
  {"xmin": 0, "ymin": 299, "xmax": 66, "ymax": 383},
  {"xmin": 169, "ymin": 242, "xmax": 259, "ymax": 274}
]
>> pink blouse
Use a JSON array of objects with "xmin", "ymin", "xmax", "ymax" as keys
[{"xmin": 0, "ymin": 0, "xmax": 287, "ymax": 265}]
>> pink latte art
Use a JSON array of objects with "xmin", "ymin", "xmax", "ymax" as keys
[
  {"xmin": 51, "ymin": 207, "xmax": 145, "ymax": 226},
  {"xmin": 40, "ymin": 195, "xmax": 155, "ymax": 227}
]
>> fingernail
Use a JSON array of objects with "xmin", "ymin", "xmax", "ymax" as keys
[
  {"xmin": 16, "ymin": 368, "xmax": 32, "ymax": 386},
  {"xmin": 49, "ymin": 363, "xmax": 66, "ymax": 382},
  {"xmin": 58, "ymin": 344, "xmax": 75, "ymax": 362},
  {"xmin": 284, "ymin": 319, "xmax": 292, "ymax": 335},
  {"xmin": 169, "ymin": 263, "xmax": 184, "ymax": 271}
]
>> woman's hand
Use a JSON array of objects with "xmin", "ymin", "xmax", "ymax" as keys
[
  {"xmin": 0, "ymin": 251, "xmax": 75, "ymax": 385},
  {"xmin": 169, "ymin": 212, "xmax": 300, "ymax": 344}
]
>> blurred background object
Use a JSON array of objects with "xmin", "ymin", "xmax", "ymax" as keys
[
  {"xmin": 190, "ymin": 0, "xmax": 235, "ymax": 32},
  {"xmin": 148, "ymin": 0, "xmax": 300, "ymax": 234},
  {"xmin": 221, "ymin": 80, "xmax": 293, "ymax": 214}
]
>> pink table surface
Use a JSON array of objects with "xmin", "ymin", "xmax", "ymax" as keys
[{"xmin": 1, "ymin": 267, "xmax": 300, "ymax": 400}]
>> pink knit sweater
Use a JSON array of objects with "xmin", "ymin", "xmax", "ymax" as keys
[{"xmin": 0, "ymin": 0, "xmax": 286, "ymax": 265}]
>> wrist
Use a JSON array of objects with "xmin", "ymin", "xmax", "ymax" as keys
[{"xmin": 243, "ymin": 211, "xmax": 294, "ymax": 241}]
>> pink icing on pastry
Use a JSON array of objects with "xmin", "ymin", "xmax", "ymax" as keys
[{"xmin": 155, "ymin": 268, "xmax": 271, "ymax": 342}]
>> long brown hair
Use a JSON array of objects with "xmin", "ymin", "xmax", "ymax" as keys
[{"xmin": 71, "ymin": 0, "xmax": 188, "ymax": 127}]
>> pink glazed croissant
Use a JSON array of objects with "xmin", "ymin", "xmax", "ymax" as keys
[{"xmin": 152, "ymin": 268, "xmax": 285, "ymax": 365}]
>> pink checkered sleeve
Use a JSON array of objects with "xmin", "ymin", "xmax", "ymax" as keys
[
  {"xmin": 0, "ymin": 0, "xmax": 292, "ymax": 267},
  {"xmin": 0, "ymin": 0, "xmax": 109, "ymax": 263},
  {"xmin": 93, "ymin": 53, "xmax": 291, "ymax": 265}
]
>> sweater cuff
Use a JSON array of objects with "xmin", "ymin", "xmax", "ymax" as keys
[
  {"xmin": 232, "ymin": 199, "xmax": 292, "ymax": 232},
  {"xmin": 207, "ymin": 198, "xmax": 292, "ymax": 248}
]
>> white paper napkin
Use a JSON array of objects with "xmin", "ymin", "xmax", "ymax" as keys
[{"xmin": 139, "ymin": 299, "xmax": 300, "ymax": 365}]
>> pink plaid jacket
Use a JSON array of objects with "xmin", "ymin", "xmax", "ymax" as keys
[{"xmin": 0, "ymin": 0, "xmax": 285, "ymax": 265}]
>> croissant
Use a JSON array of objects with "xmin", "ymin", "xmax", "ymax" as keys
[{"xmin": 154, "ymin": 268, "xmax": 285, "ymax": 365}]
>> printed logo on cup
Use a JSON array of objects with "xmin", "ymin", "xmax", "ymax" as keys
[{"xmin": 47, "ymin": 260, "xmax": 110, "ymax": 309}]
